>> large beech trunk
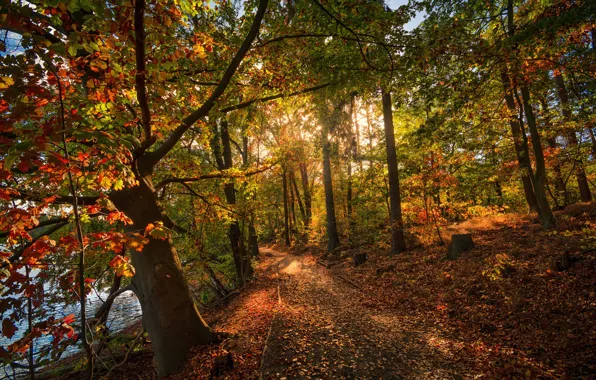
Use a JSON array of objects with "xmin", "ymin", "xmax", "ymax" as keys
[
  {"xmin": 501, "ymin": 70, "xmax": 539, "ymax": 213},
  {"xmin": 381, "ymin": 90, "xmax": 407, "ymax": 254},
  {"xmin": 110, "ymin": 181, "xmax": 214, "ymax": 377},
  {"xmin": 322, "ymin": 128, "xmax": 341, "ymax": 252}
]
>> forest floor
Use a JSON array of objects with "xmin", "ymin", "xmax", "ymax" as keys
[{"xmin": 59, "ymin": 203, "xmax": 596, "ymax": 379}]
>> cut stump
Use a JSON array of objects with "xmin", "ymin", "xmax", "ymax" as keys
[
  {"xmin": 354, "ymin": 253, "xmax": 367, "ymax": 267},
  {"xmin": 353, "ymin": 253, "xmax": 367, "ymax": 267},
  {"xmin": 210, "ymin": 353, "xmax": 233, "ymax": 378},
  {"xmin": 446, "ymin": 234, "xmax": 474, "ymax": 260}
]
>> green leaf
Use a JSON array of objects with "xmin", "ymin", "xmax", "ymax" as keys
[{"xmin": 68, "ymin": 45, "xmax": 78, "ymax": 57}]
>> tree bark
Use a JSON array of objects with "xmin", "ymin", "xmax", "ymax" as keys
[
  {"xmin": 289, "ymin": 170, "xmax": 307, "ymax": 223},
  {"xmin": 546, "ymin": 137, "xmax": 568, "ymax": 207},
  {"xmin": 381, "ymin": 90, "xmax": 407, "ymax": 254},
  {"xmin": 554, "ymin": 73, "xmax": 592, "ymax": 202},
  {"xmin": 282, "ymin": 167, "xmax": 291, "ymax": 246},
  {"xmin": 95, "ymin": 273, "xmax": 122, "ymax": 327},
  {"xmin": 347, "ymin": 94, "xmax": 356, "ymax": 234},
  {"xmin": 240, "ymin": 121, "xmax": 261, "ymax": 259},
  {"xmin": 500, "ymin": 69, "xmax": 539, "ymax": 213},
  {"xmin": 289, "ymin": 175, "xmax": 297, "ymax": 234},
  {"xmin": 299, "ymin": 163, "xmax": 312, "ymax": 229},
  {"xmin": 322, "ymin": 127, "xmax": 341, "ymax": 252},
  {"xmin": 538, "ymin": 94, "xmax": 568, "ymax": 206},
  {"xmin": 519, "ymin": 86, "xmax": 557, "ymax": 228},
  {"xmin": 110, "ymin": 182, "xmax": 215, "ymax": 377},
  {"xmin": 213, "ymin": 120, "xmax": 252, "ymax": 286},
  {"xmin": 248, "ymin": 221, "xmax": 259, "ymax": 257},
  {"xmin": 204, "ymin": 265, "xmax": 229, "ymax": 298}
]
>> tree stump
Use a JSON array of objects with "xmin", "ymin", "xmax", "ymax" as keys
[
  {"xmin": 446, "ymin": 234, "xmax": 474, "ymax": 260},
  {"xmin": 210, "ymin": 353, "xmax": 233, "ymax": 378},
  {"xmin": 353, "ymin": 253, "xmax": 367, "ymax": 267}
]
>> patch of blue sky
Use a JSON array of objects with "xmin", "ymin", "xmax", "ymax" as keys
[{"xmin": 386, "ymin": 0, "xmax": 426, "ymax": 31}]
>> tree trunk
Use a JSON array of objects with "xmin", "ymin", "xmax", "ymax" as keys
[
  {"xmin": 214, "ymin": 120, "xmax": 253, "ymax": 285},
  {"xmin": 347, "ymin": 94, "xmax": 356, "ymax": 234},
  {"xmin": 289, "ymin": 170, "xmax": 307, "ymax": 224},
  {"xmin": 299, "ymin": 163, "xmax": 312, "ymax": 230},
  {"xmin": 248, "ymin": 221, "xmax": 259, "ymax": 257},
  {"xmin": 289, "ymin": 176, "xmax": 297, "ymax": 234},
  {"xmin": 554, "ymin": 73, "xmax": 592, "ymax": 202},
  {"xmin": 547, "ymin": 138, "xmax": 568, "ymax": 206},
  {"xmin": 500, "ymin": 69, "xmax": 538, "ymax": 213},
  {"xmin": 588, "ymin": 127, "xmax": 596, "ymax": 157},
  {"xmin": 204, "ymin": 265, "xmax": 229, "ymax": 298},
  {"xmin": 110, "ymin": 183, "xmax": 214, "ymax": 377},
  {"xmin": 322, "ymin": 128, "xmax": 341, "ymax": 252},
  {"xmin": 381, "ymin": 90, "xmax": 407, "ymax": 254},
  {"xmin": 240, "ymin": 123, "xmax": 261, "ymax": 259},
  {"xmin": 519, "ymin": 86, "xmax": 557, "ymax": 228},
  {"xmin": 96, "ymin": 273, "xmax": 122, "ymax": 327},
  {"xmin": 282, "ymin": 167, "xmax": 291, "ymax": 246}
]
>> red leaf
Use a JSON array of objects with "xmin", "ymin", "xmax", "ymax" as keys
[{"xmin": 62, "ymin": 314, "xmax": 75, "ymax": 325}]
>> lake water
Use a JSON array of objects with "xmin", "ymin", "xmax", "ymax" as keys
[{"xmin": 0, "ymin": 290, "xmax": 142, "ymax": 379}]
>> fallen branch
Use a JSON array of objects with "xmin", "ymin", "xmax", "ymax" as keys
[
  {"xmin": 336, "ymin": 274, "xmax": 363, "ymax": 291},
  {"xmin": 316, "ymin": 259, "xmax": 343, "ymax": 268}
]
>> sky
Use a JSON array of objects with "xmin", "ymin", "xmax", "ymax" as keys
[{"xmin": 387, "ymin": 0, "xmax": 426, "ymax": 31}]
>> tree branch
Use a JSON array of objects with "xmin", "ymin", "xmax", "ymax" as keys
[
  {"xmin": 256, "ymin": 33, "xmax": 409, "ymax": 50},
  {"xmin": 139, "ymin": 0, "xmax": 269, "ymax": 172},
  {"xmin": 3, "ymin": 4, "xmax": 65, "ymax": 44},
  {"xmin": 92, "ymin": 283, "xmax": 135, "ymax": 323},
  {"xmin": 1, "ymin": 222, "xmax": 69, "ymax": 269},
  {"xmin": 0, "ymin": 217, "xmax": 69, "ymax": 238},
  {"xmin": 220, "ymin": 83, "xmax": 333, "ymax": 113},
  {"xmin": 134, "ymin": 0, "xmax": 152, "ymax": 142},
  {"xmin": 7, "ymin": 190, "xmax": 100, "ymax": 206},
  {"xmin": 154, "ymin": 162, "xmax": 277, "ymax": 191}
]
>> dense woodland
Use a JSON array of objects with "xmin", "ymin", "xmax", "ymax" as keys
[{"xmin": 1, "ymin": 0, "xmax": 595, "ymax": 378}]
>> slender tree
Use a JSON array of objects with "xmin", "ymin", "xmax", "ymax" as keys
[{"xmin": 382, "ymin": 90, "xmax": 407, "ymax": 254}]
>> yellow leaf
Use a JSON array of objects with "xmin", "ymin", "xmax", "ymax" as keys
[
  {"xmin": 0, "ymin": 77, "xmax": 14, "ymax": 89},
  {"xmin": 193, "ymin": 44, "xmax": 207, "ymax": 59}
]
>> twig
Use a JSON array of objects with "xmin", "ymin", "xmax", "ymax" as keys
[{"xmin": 104, "ymin": 329, "xmax": 145, "ymax": 377}]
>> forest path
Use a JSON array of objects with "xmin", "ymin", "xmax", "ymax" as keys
[{"xmin": 258, "ymin": 248, "xmax": 457, "ymax": 380}]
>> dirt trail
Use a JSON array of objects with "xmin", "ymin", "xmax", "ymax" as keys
[{"xmin": 258, "ymin": 248, "xmax": 459, "ymax": 380}]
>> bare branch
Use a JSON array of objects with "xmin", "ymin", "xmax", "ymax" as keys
[
  {"xmin": 154, "ymin": 162, "xmax": 277, "ymax": 191},
  {"xmin": 220, "ymin": 83, "xmax": 333, "ymax": 113}
]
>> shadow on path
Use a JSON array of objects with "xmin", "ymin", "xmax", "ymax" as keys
[{"xmin": 259, "ymin": 248, "xmax": 460, "ymax": 379}]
